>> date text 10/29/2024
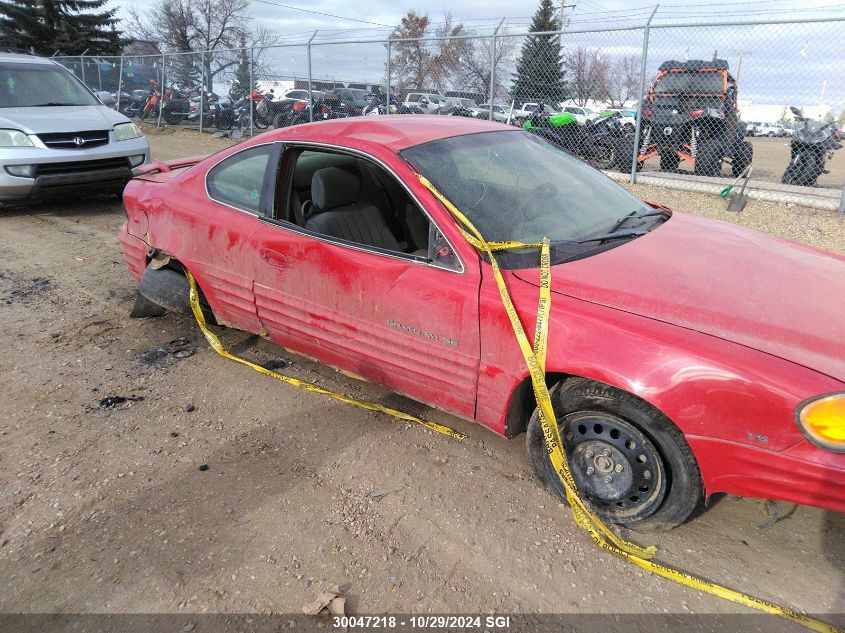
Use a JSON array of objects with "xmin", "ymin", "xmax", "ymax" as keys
[{"xmin": 333, "ymin": 615, "xmax": 511, "ymax": 629}]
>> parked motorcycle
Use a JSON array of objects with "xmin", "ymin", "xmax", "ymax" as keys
[
  {"xmin": 277, "ymin": 92, "xmax": 352, "ymax": 127},
  {"xmin": 362, "ymin": 93, "xmax": 422, "ymax": 116},
  {"xmin": 524, "ymin": 106, "xmax": 633, "ymax": 170},
  {"xmin": 781, "ymin": 105, "xmax": 842, "ymax": 186}
]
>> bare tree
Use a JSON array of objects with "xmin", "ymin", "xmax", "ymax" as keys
[
  {"xmin": 453, "ymin": 34, "xmax": 516, "ymax": 102},
  {"xmin": 391, "ymin": 11, "xmax": 467, "ymax": 94},
  {"xmin": 565, "ymin": 46, "xmax": 609, "ymax": 107},
  {"xmin": 606, "ymin": 55, "xmax": 639, "ymax": 108},
  {"xmin": 124, "ymin": 0, "xmax": 274, "ymax": 90}
]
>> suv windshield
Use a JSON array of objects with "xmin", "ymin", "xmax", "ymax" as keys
[
  {"xmin": 0, "ymin": 61, "xmax": 98, "ymax": 107},
  {"xmin": 654, "ymin": 71, "xmax": 724, "ymax": 95},
  {"xmin": 402, "ymin": 131, "xmax": 655, "ymax": 266}
]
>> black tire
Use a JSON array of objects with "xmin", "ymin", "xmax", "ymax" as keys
[
  {"xmin": 694, "ymin": 139, "xmax": 726, "ymax": 177},
  {"xmin": 782, "ymin": 153, "xmax": 820, "ymax": 186},
  {"xmin": 163, "ymin": 110, "xmax": 182, "ymax": 126},
  {"xmin": 590, "ymin": 139, "xmax": 619, "ymax": 170},
  {"xmin": 731, "ymin": 140, "xmax": 753, "ymax": 178},
  {"xmin": 253, "ymin": 107, "xmax": 270, "ymax": 129},
  {"xmin": 659, "ymin": 151, "xmax": 680, "ymax": 172},
  {"xmin": 526, "ymin": 378, "xmax": 703, "ymax": 532}
]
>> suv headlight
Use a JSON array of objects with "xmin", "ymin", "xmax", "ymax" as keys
[
  {"xmin": 796, "ymin": 392, "xmax": 845, "ymax": 452},
  {"xmin": 0, "ymin": 129, "xmax": 34, "ymax": 147},
  {"xmin": 114, "ymin": 122, "xmax": 142, "ymax": 141}
]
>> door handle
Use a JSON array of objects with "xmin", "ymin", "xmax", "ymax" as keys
[{"xmin": 260, "ymin": 248, "xmax": 288, "ymax": 269}]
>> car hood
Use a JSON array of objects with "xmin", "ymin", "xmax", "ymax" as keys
[
  {"xmin": 512, "ymin": 212, "xmax": 845, "ymax": 382},
  {"xmin": 0, "ymin": 105, "xmax": 129, "ymax": 134}
]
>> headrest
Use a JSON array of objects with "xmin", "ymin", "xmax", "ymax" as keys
[{"xmin": 311, "ymin": 167, "xmax": 360, "ymax": 210}]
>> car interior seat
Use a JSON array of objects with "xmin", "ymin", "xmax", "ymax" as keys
[{"xmin": 304, "ymin": 167, "xmax": 402, "ymax": 252}]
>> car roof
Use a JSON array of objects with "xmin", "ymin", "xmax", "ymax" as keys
[
  {"xmin": 0, "ymin": 52, "xmax": 56, "ymax": 65},
  {"xmin": 270, "ymin": 115, "xmax": 505, "ymax": 152}
]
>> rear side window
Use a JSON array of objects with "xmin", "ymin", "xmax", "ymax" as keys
[{"xmin": 207, "ymin": 145, "xmax": 274, "ymax": 214}]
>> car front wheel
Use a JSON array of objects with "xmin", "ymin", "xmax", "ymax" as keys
[{"xmin": 526, "ymin": 378, "xmax": 703, "ymax": 531}]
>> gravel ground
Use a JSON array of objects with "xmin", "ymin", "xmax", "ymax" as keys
[{"xmin": 0, "ymin": 127, "xmax": 842, "ymax": 632}]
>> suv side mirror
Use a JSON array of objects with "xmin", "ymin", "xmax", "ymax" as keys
[{"xmin": 96, "ymin": 91, "xmax": 116, "ymax": 107}]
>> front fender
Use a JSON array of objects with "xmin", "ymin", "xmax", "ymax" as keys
[{"xmin": 477, "ymin": 284, "xmax": 843, "ymax": 456}]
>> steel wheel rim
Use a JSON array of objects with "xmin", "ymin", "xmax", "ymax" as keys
[{"xmin": 561, "ymin": 411, "xmax": 667, "ymax": 522}]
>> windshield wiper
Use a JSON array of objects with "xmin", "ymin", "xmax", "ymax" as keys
[
  {"xmin": 609, "ymin": 209, "xmax": 669, "ymax": 232},
  {"xmin": 32, "ymin": 102, "xmax": 81, "ymax": 107},
  {"xmin": 576, "ymin": 230, "xmax": 647, "ymax": 244}
]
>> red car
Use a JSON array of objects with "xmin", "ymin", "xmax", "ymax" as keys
[{"xmin": 119, "ymin": 116, "xmax": 845, "ymax": 531}]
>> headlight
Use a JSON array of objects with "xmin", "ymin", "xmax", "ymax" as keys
[
  {"xmin": 114, "ymin": 122, "xmax": 142, "ymax": 141},
  {"xmin": 796, "ymin": 392, "xmax": 845, "ymax": 452},
  {"xmin": 0, "ymin": 129, "xmax": 34, "ymax": 147}
]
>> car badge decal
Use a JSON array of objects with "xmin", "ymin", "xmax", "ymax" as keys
[{"xmin": 73, "ymin": 137, "xmax": 86, "ymax": 146}]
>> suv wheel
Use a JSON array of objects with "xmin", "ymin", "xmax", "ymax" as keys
[
  {"xmin": 731, "ymin": 141, "xmax": 753, "ymax": 178},
  {"xmin": 694, "ymin": 139, "xmax": 726, "ymax": 177},
  {"xmin": 659, "ymin": 152, "xmax": 680, "ymax": 172}
]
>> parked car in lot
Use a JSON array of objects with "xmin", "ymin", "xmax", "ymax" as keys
[
  {"xmin": 331, "ymin": 87, "xmax": 371, "ymax": 115},
  {"xmin": 284, "ymin": 89, "xmax": 325, "ymax": 103},
  {"xmin": 561, "ymin": 105, "xmax": 599, "ymax": 125},
  {"xmin": 120, "ymin": 116, "xmax": 845, "ymax": 531},
  {"xmin": 0, "ymin": 53, "xmax": 149, "ymax": 204},
  {"xmin": 403, "ymin": 92, "xmax": 445, "ymax": 114},
  {"xmin": 476, "ymin": 103, "xmax": 511, "ymax": 122},
  {"xmin": 755, "ymin": 122, "xmax": 790, "ymax": 137}
]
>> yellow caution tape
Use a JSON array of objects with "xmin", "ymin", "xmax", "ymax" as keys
[
  {"xmin": 417, "ymin": 174, "xmax": 841, "ymax": 633},
  {"xmin": 185, "ymin": 270, "xmax": 466, "ymax": 441}
]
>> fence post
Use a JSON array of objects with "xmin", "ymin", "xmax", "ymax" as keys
[
  {"xmin": 249, "ymin": 46, "xmax": 255, "ymax": 136},
  {"xmin": 386, "ymin": 37, "xmax": 391, "ymax": 108},
  {"xmin": 116, "ymin": 54, "xmax": 124, "ymax": 112},
  {"xmin": 838, "ymin": 185, "xmax": 845, "ymax": 222},
  {"xmin": 157, "ymin": 53, "xmax": 165, "ymax": 128},
  {"xmin": 489, "ymin": 18, "xmax": 505, "ymax": 120},
  {"xmin": 80, "ymin": 53, "xmax": 86, "ymax": 84},
  {"xmin": 307, "ymin": 31, "xmax": 318, "ymax": 123},
  {"xmin": 200, "ymin": 50, "xmax": 205, "ymax": 134},
  {"xmin": 630, "ymin": 4, "xmax": 660, "ymax": 185}
]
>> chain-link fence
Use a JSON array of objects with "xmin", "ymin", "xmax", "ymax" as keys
[{"xmin": 51, "ymin": 13, "xmax": 845, "ymax": 214}]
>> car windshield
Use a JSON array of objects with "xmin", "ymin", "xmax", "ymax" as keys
[
  {"xmin": 0, "ymin": 61, "xmax": 98, "ymax": 107},
  {"xmin": 460, "ymin": 99, "xmax": 478, "ymax": 107},
  {"xmin": 401, "ymin": 131, "xmax": 655, "ymax": 266},
  {"xmin": 349, "ymin": 89, "xmax": 368, "ymax": 99},
  {"xmin": 654, "ymin": 71, "xmax": 724, "ymax": 95}
]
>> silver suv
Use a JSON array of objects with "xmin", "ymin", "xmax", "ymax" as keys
[{"xmin": 0, "ymin": 53, "xmax": 150, "ymax": 204}]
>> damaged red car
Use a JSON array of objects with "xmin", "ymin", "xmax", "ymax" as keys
[{"xmin": 119, "ymin": 116, "xmax": 845, "ymax": 531}]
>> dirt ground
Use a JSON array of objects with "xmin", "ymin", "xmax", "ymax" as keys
[{"xmin": 0, "ymin": 128, "xmax": 843, "ymax": 631}]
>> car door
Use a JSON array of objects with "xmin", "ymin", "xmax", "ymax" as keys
[
  {"xmin": 249, "ymin": 145, "xmax": 482, "ymax": 419},
  {"xmin": 187, "ymin": 142, "xmax": 281, "ymax": 333}
]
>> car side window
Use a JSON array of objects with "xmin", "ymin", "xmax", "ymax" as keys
[
  {"xmin": 283, "ymin": 148, "xmax": 459, "ymax": 270},
  {"xmin": 207, "ymin": 145, "xmax": 274, "ymax": 214}
]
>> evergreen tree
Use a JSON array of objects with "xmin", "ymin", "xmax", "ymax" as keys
[
  {"xmin": 511, "ymin": 0, "xmax": 568, "ymax": 104},
  {"xmin": 229, "ymin": 38, "xmax": 251, "ymax": 100},
  {"xmin": 0, "ymin": 0, "xmax": 123, "ymax": 55}
]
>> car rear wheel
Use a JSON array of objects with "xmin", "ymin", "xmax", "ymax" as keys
[{"xmin": 526, "ymin": 378, "xmax": 703, "ymax": 531}]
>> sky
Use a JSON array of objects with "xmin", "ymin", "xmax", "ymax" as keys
[{"xmin": 106, "ymin": 0, "xmax": 845, "ymax": 111}]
